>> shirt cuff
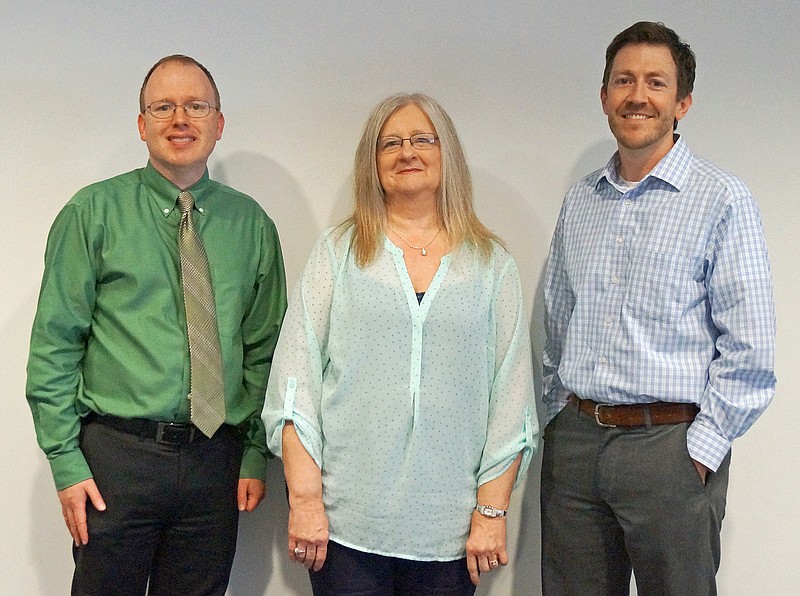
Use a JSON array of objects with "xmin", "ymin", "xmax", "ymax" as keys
[
  {"xmin": 239, "ymin": 445, "xmax": 268, "ymax": 481},
  {"xmin": 49, "ymin": 450, "xmax": 93, "ymax": 491},
  {"xmin": 686, "ymin": 418, "xmax": 731, "ymax": 472}
]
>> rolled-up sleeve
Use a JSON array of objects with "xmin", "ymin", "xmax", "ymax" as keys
[
  {"xmin": 263, "ymin": 230, "xmax": 338, "ymax": 467},
  {"xmin": 476, "ymin": 257, "xmax": 539, "ymax": 488}
]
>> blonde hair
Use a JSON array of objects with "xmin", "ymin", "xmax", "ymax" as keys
[{"xmin": 344, "ymin": 92, "xmax": 500, "ymax": 267}]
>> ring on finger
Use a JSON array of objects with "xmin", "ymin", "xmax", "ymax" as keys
[
  {"xmin": 489, "ymin": 559, "xmax": 499, "ymax": 568},
  {"xmin": 294, "ymin": 546, "xmax": 307, "ymax": 556}
]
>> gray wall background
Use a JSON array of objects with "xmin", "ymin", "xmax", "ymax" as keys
[{"xmin": 2, "ymin": 1, "xmax": 797, "ymax": 594}]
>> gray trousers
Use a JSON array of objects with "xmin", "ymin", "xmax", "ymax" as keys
[{"xmin": 540, "ymin": 400, "xmax": 730, "ymax": 596}]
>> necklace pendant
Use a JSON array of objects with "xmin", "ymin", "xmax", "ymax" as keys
[{"xmin": 421, "ymin": 248, "xmax": 427, "ymax": 256}]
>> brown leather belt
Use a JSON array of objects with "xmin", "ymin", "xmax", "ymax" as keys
[{"xmin": 569, "ymin": 394, "xmax": 699, "ymax": 428}]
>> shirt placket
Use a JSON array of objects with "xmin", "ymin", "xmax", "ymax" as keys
[
  {"xmin": 594, "ymin": 190, "xmax": 635, "ymax": 390},
  {"xmin": 408, "ymin": 308, "xmax": 424, "ymax": 425}
]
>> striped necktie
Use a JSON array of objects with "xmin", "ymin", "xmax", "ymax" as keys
[{"xmin": 177, "ymin": 190, "xmax": 226, "ymax": 437}]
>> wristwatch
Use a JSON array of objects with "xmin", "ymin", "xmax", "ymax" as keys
[{"xmin": 475, "ymin": 504, "xmax": 507, "ymax": 518}]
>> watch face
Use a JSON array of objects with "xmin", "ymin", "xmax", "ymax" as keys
[{"xmin": 477, "ymin": 505, "xmax": 504, "ymax": 517}]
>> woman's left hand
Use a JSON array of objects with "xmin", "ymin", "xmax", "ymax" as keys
[{"xmin": 465, "ymin": 510, "xmax": 508, "ymax": 586}]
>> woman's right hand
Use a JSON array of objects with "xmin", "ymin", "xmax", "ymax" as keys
[
  {"xmin": 282, "ymin": 422, "xmax": 328, "ymax": 570},
  {"xmin": 288, "ymin": 496, "xmax": 329, "ymax": 571}
]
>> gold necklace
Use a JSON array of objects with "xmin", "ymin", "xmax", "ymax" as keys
[{"xmin": 387, "ymin": 225, "xmax": 442, "ymax": 256}]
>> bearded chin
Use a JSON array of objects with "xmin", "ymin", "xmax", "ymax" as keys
[{"xmin": 609, "ymin": 117, "xmax": 672, "ymax": 152}]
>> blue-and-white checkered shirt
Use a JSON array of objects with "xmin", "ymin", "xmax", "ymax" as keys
[{"xmin": 543, "ymin": 136, "xmax": 776, "ymax": 471}]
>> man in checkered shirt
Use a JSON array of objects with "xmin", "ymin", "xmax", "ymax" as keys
[{"xmin": 541, "ymin": 21, "xmax": 776, "ymax": 596}]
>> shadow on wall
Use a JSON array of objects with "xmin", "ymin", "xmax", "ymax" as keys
[
  {"xmin": 212, "ymin": 152, "xmax": 321, "ymax": 288},
  {"xmin": 508, "ymin": 138, "xmax": 617, "ymax": 595},
  {"xmin": 469, "ymin": 169, "xmax": 548, "ymax": 595},
  {"xmin": 227, "ymin": 458, "xmax": 312, "ymax": 596},
  {"xmin": 212, "ymin": 152, "xmax": 319, "ymax": 594},
  {"xmin": 213, "ymin": 154, "xmax": 352, "ymax": 585},
  {"xmin": 471, "ymin": 167, "xmax": 549, "ymax": 299},
  {"xmin": 508, "ymin": 290, "xmax": 546, "ymax": 596},
  {"xmin": 566, "ymin": 139, "xmax": 617, "ymax": 192},
  {"xmin": 470, "ymin": 140, "xmax": 613, "ymax": 594}
]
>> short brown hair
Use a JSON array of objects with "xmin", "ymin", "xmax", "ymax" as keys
[{"xmin": 602, "ymin": 21, "xmax": 696, "ymax": 101}]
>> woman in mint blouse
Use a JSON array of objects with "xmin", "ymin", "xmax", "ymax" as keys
[{"xmin": 263, "ymin": 92, "xmax": 538, "ymax": 595}]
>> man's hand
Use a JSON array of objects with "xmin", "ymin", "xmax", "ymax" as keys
[
  {"xmin": 57, "ymin": 479, "xmax": 106, "ymax": 546},
  {"xmin": 693, "ymin": 459, "xmax": 709, "ymax": 484},
  {"xmin": 237, "ymin": 478, "xmax": 266, "ymax": 512}
]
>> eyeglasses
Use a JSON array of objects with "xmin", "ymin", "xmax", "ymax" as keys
[
  {"xmin": 377, "ymin": 133, "xmax": 438, "ymax": 154},
  {"xmin": 144, "ymin": 100, "xmax": 218, "ymax": 119}
]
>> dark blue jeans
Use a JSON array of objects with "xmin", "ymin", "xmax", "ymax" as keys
[
  {"xmin": 71, "ymin": 418, "xmax": 244, "ymax": 596},
  {"xmin": 309, "ymin": 540, "xmax": 476, "ymax": 595},
  {"xmin": 540, "ymin": 401, "xmax": 730, "ymax": 596}
]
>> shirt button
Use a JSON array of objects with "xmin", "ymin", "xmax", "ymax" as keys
[
  {"xmin": 611, "ymin": 275, "xmax": 619, "ymax": 284},
  {"xmin": 163, "ymin": 208, "xmax": 169, "ymax": 215},
  {"xmin": 616, "ymin": 236, "xmax": 623, "ymax": 244},
  {"xmin": 624, "ymin": 200, "xmax": 632, "ymax": 207},
  {"xmin": 599, "ymin": 356, "xmax": 608, "ymax": 364},
  {"xmin": 198, "ymin": 207, "xmax": 205, "ymax": 213},
  {"xmin": 605, "ymin": 315, "xmax": 612, "ymax": 325}
]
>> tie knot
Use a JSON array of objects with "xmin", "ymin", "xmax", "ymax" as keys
[{"xmin": 177, "ymin": 191, "xmax": 195, "ymax": 215}]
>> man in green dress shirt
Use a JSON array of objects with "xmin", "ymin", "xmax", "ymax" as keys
[{"xmin": 26, "ymin": 55, "xmax": 286, "ymax": 595}]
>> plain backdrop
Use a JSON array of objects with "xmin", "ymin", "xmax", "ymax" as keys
[{"xmin": 2, "ymin": 1, "xmax": 797, "ymax": 594}]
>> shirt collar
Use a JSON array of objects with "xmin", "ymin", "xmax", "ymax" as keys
[
  {"xmin": 595, "ymin": 135, "xmax": 694, "ymax": 193},
  {"xmin": 143, "ymin": 162, "xmax": 212, "ymax": 218}
]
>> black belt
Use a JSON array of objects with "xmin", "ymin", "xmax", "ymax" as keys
[{"xmin": 87, "ymin": 414, "xmax": 238, "ymax": 445}]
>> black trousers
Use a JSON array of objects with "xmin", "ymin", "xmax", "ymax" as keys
[
  {"xmin": 540, "ymin": 401, "xmax": 730, "ymax": 596},
  {"xmin": 309, "ymin": 540, "xmax": 476, "ymax": 596},
  {"xmin": 71, "ymin": 418, "xmax": 244, "ymax": 596}
]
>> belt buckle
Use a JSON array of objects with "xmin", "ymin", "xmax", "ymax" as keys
[
  {"xmin": 594, "ymin": 403, "xmax": 617, "ymax": 428},
  {"xmin": 155, "ymin": 422, "xmax": 194, "ymax": 444}
]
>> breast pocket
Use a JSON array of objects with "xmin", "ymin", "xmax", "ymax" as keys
[{"xmin": 624, "ymin": 251, "xmax": 704, "ymax": 325}]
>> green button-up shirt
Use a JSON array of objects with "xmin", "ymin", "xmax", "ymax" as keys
[{"xmin": 27, "ymin": 163, "xmax": 287, "ymax": 490}]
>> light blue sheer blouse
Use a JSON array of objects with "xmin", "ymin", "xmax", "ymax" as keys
[{"xmin": 263, "ymin": 227, "xmax": 538, "ymax": 560}]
